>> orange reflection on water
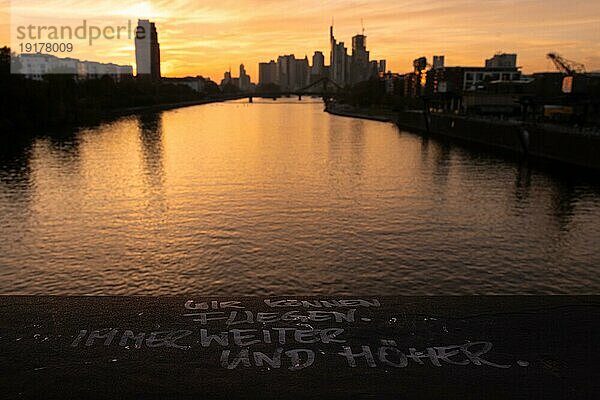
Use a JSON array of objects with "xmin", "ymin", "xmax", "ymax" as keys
[{"xmin": 0, "ymin": 98, "xmax": 599, "ymax": 295}]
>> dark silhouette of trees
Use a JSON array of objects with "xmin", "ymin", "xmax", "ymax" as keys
[
  {"xmin": 337, "ymin": 77, "xmax": 423, "ymax": 111},
  {"xmin": 1, "ymin": 47, "xmax": 224, "ymax": 133},
  {"xmin": 0, "ymin": 46, "xmax": 10, "ymax": 74},
  {"xmin": 220, "ymin": 82, "xmax": 240, "ymax": 94},
  {"xmin": 203, "ymin": 80, "xmax": 221, "ymax": 95},
  {"xmin": 339, "ymin": 77, "xmax": 387, "ymax": 107}
]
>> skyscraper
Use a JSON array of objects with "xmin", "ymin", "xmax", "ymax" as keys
[
  {"xmin": 259, "ymin": 60, "xmax": 277, "ymax": 85},
  {"xmin": 277, "ymin": 55, "xmax": 297, "ymax": 91},
  {"xmin": 312, "ymin": 51, "xmax": 324, "ymax": 76},
  {"xmin": 295, "ymin": 56, "xmax": 309, "ymax": 89},
  {"xmin": 220, "ymin": 68, "xmax": 232, "ymax": 87},
  {"xmin": 135, "ymin": 19, "xmax": 161, "ymax": 80},
  {"xmin": 350, "ymin": 33, "xmax": 369, "ymax": 84},
  {"xmin": 239, "ymin": 64, "xmax": 251, "ymax": 91},
  {"xmin": 310, "ymin": 51, "xmax": 325, "ymax": 83},
  {"xmin": 330, "ymin": 25, "xmax": 348, "ymax": 86}
]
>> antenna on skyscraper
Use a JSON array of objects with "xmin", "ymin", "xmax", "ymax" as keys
[
  {"xmin": 330, "ymin": 17, "xmax": 334, "ymax": 40},
  {"xmin": 361, "ymin": 18, "xmax": 364, "ymax": 35}
]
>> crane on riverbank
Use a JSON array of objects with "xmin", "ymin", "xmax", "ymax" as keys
[{"xmin": 547, "ymin": 53, "xmax": 586, "ymax": 75}]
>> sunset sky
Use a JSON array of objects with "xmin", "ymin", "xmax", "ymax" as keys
[{"xmin": 1, "ymin": 0, "xmax": 599, "ymax": 80}]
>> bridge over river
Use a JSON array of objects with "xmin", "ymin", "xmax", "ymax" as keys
[{"xmin": 222, "ymin": 77, "xmax": 344, "ymax": 102}]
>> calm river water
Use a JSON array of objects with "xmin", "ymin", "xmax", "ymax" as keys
[{"xmin": 0, "ymin": 99, "xmax": 599, "ymax": 295}]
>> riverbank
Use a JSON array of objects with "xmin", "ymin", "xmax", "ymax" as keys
[
  {"xmin": 108, "ymin": 94, "xmax": 251, "ymax": 118},
  {"xmin": 0, "ymin": 93, "xmax": 251, "ymax": 137},
  {"xmin": 325, "ymin": 103, "xmax": 600, "ymax": 171},
  {"xmin": 323, "ymin": 103, "xmax": 398, "ymax": 123}
]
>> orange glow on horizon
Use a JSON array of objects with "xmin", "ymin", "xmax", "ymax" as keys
[{"xmin": 1, "ymin": 0, "xmax": 599, "ymax": 81}]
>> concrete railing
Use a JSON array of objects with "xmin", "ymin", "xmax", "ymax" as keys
[{"xmin": 1, "ymin": 296, "xmax": 597, "ymax": 399}]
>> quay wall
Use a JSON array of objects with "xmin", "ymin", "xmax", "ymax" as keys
[
  {"xmin": 327, "ymin": 105, "xmax": 600, "ymax": 171},
  {"xmin": 396, "ymin": 110, "xmax": 600, "ymax": 170}
]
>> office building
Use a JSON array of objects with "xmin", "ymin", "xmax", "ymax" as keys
[
  {"xmin": 421, "ymin": 54, "xmax": 522, "ymax": 110},
  {"xmin": 295, "ymin": 56, "xmax": 309, "ymax": 89},
  {"xmin": 485, "ymin": 53, "xmax": 517, "ymax": 69},
  {"xmin": 350, "ymin": 34, "xmax": 370, "ymax": 84},
  {"xmin": 276, "ymin": 54, "xmax": 297, "ymax": 91},
  {"xmin": 257, "ymin": 23, "xmax": 386, "ymax": 89},
  {"xmin": 220, "ymin": 68, "xmax": 232, "ymax": 86},
  {"xmin": 239, "ymin": 64, "xmax": 251, "ymax": 91},
  {"xmin": 330, "ymin": 25, "xmax": 348, "ymax": 86},
  {"xmin": 163, "ymin": 77, "xmax": 207, "ymax": 92},
  {"xmin": 432, "ymin": 56, "xmax": 445, "ymax": 70},
  {"xmin": 311, "ymin": 51, "xmax": 325, "ymax": 76},
  {"xmin": 219, "ymin": 65, "xmax": 254, "ymax": 92},
  {"xmin": 16, "ymin": 54, "xmax": 133, "ymax": 81},
  {"xmin": 135, "ymin": 19, "xmax": 161, "ymax": 80},
  {"xmin": 259, "ymin": 60, "xmax": 277, "ymax": 85}
]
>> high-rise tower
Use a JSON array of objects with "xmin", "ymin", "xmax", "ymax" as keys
[
  {"xmin": 329, "ymin": 24, "xmax": 348, "ymax": 85},
  {"xmin": 135, "ymin": 19, "xmax": 161, "ymax": 80},
  {"xmin": 350, "ymin": 33, "xmax": 370, "ymax": 84}
]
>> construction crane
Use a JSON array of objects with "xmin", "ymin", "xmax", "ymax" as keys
[{"xmin": 547, "ymin": 53, "xmax": 586, "ymax": 75}]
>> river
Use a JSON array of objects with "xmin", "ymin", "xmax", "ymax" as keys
[{"xmin": 0, "ymin": 98, "xmax": 599, "ymax": 295}]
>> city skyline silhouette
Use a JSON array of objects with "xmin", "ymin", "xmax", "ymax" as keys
[{"xmin": 1, "ymin": 0, "xmax": 599, "ymax": 80}]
